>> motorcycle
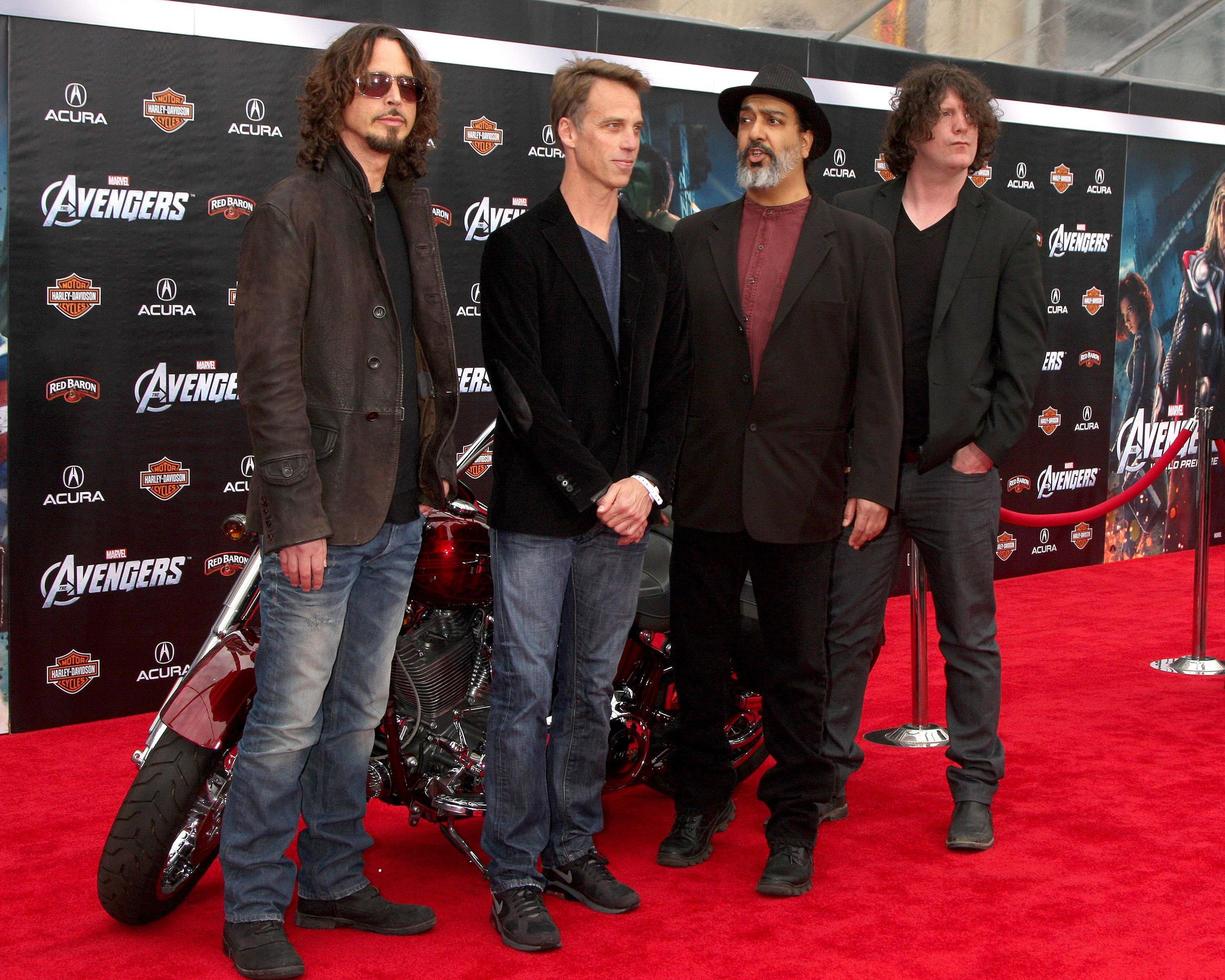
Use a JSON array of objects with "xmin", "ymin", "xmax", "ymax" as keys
[{"xmin": 97, "ymin": 421, "xmax": 766, "ymax": 925}]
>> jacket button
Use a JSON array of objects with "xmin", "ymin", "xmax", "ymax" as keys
[
  {"xmin": 281, "ymin": 463, "xmax": 293, "ymax": 477},
  {"xmin": 611, "ymin": 426, "xmax": 621, "ymax": 437},
  {"xmin": 748, "ymin": 423, "xmax": 758, "ymax": 432},
  {"xmin": 373, "ymin": 305, "xmax": 387, "ymax": 319},
  {"xmin": 737, "ymin": 325, "xmax": 745, "ymax": 334},
  {"xmin": 367, "ymin": 411, "xmax": 380, "ymax": 421},
  {"xmin": 741, "ymin": 373, "xmax": 751, "ymax": 384},
  {"xmin": 368, "ymin": 356, "xmax": 381, "ymax": 369}
]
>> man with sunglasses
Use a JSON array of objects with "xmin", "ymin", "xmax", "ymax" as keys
[{"xmin": 222, "ymin": 24, "xmax": 457, "ymax": 979}]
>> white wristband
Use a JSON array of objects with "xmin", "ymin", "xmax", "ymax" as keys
[{"xmin": 631, "ymin": 474, "xmax": 663, "ymax": 506}]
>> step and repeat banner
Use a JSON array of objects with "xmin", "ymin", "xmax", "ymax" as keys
[{"xmin": 2, "ymin": 4, "xmax": 1223, "ymax": 731}]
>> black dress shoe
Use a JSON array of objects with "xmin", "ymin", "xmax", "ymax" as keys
[
  {"xmin": 756, "ymin": 843, "xmax": 813, "ymax": 897},
  {"xmin": 818, "ymin": 794, "xmax": 848, "ymax": 823},
  {"xmin": 222, "ymin": 920, "xmax": 304, "ymax": 980},
  {"xmin": 946, "ymin": 801, "xmax": 994, "ymax": 851},
  {"xmin": 296, "ymin": 883, "xmax": 436, "ymax": 934},
  {"xmin": 656, "ymin": 799, "xmax": 735, "ymax": 867}
]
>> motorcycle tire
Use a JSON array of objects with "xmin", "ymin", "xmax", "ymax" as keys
[{"xmin": 97, "ymin": 730, "xmax": 228, "ymax": 924}]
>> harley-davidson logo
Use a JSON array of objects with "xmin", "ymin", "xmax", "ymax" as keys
[
  {"xmin": 1082, "ymin": 286, "xmax": 1104, "ymax": 316},
  {"xmin": 1071, "ymin": 521, "xmax": 1093, "ymax": 551},
  {"xmin": 1050, "ymin": 163, "xmax": 1073, "ymax": 194},
  {"xmin": 143, "ymin": 88, "xmax": 195, "ymax": 133},
  {"xmin": 46, "ymin": 649, "xmax": 101, "ymax": 694},
  {"xmin": 432, "ymin": 204, "xmax": 452, "ymax": 227},
  {"xmin": 996, "ymin": 532, "xmax": 1016, "ymax": 562},
  {"xmin": 968, "ymin": 165, "xmax": 991, "ymax": 188},
  {"xmin": 207, "ymin": 194, "xmax": 255, "ymax": 220},
  {"xmin": 1006, "ymin": 475, "xmax": 1031, "ymax": 493},
  {"xmin": 459, "ymin": 443, "xmax": 493, "ymax": 479},
  {"xmin": 46, "ymin": 273, "xmax": 101, "ymax": 319},
  {"xmin": 46, "ymin": 375, "xmax": 100, "ymax": 402},
  {"xmin": 1038, "ymin": 407, "xmax": 1062, "ymax": 436},
  {"xmin": 139, "ymin": 457, "xmax": 191, "ymax": 500},
  {"xmin": 873, "ymin": 154, "xmax": 895, "ymax": 182},
  {"xmin": 205, "ymin": 552, "xmax": 248, "ymax": 576},
  {"xmin": 463, "ymin": 116, "xmax": 504, "ymax": 157}
]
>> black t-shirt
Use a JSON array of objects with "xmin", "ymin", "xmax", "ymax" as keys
[
  {"xmin": 894, "ymin": 207, "xmax": 954, "ymax": 455},
  {"xmin": 372, "ymin": 189, "xmax": 420, "ymax": 521}
]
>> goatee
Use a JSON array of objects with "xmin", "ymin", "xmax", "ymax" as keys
[{"xmin": 736, "ymin": 142, "xmax": 802, "ymax": 190}]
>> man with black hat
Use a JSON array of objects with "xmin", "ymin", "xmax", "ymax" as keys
[{"xmin": 656, "ymin": 64, "xmax": 902, "ymax": 895}]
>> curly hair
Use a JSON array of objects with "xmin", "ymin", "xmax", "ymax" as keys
[
  {"xmin": 1202, "ymin": 170, "xmax": 1225, "ymax": 262},
  {"xmin": 881, "ymin": 63, "xmax": 1000, "ymax": 177},
  {"xmin": 1116, "ymin": 272, "xmax": 1154, "ymax": 342},
  {"xmin": 297, "ymin": 24, "xmax": 440, "ymax": 181}
]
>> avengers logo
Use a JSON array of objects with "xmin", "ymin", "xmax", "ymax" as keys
[
  {"xmin": 464, "ymin": 196, "xmax": 527, "ymax": 242},
  {"xmin": 40, "ymin": 552, "xmax": 187, "ymax": 608}
]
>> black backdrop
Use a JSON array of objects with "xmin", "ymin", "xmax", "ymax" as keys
[{"xmin": 6, "ymin": 0, "xmax": 1224, "ymax": 730}]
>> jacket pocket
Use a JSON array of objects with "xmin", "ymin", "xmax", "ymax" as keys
[
  {"xmin": 261, "ymin": 453, "xmax": 311, "ymax": 486},
  {"xmin": 310, "ymin": 424, "xmax": 338, "ymax": 460}
]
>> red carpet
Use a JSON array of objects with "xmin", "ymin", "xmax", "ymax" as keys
[{"xmin": 3, "ymin": 549, "xmax": 1224, "ymax": 978}]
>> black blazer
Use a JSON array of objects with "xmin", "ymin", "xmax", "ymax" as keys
[
  {"xmin": 672, "ymin": 192, "xmax": 903, "ymax": 544},
  {"xmin": 835, "ymin": 178, "xmax": 1046, "ymax": 470},
  {"xmin": 480, "ymin": 189, "xmax": 690, "ymax": 536}
]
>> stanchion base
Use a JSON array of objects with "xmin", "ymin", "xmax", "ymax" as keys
[
  {"xmin": 864, "ymin": 723, "xmax": 950, "ymax": 748},
  {"xmin": 1150, "ymin": 656, "xmax": 1225, "ymax": 675}
]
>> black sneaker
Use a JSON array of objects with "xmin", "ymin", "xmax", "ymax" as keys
[
  {"xmin": 818, "ymin": 794, "xmax": 849, "ymax": 823},
  {"xmin": 656, "ymin": 799, "xmax": 736, "ymax": 867},
  {"xmin": 544, "ymin": 850, "xmax": 640, "ymax": 913},
  {"xmin": 222, "ymin": 920, "xmax": 304, "ymax": 980},
  {"xmin": 946, "ymin": 801, "xmax": 994, "ymax": 851},
  {"xmin": 756, "ymin": 843, "xmax": 814, "ymax": 897},
  {"xmin": 490, "ymin": 887, "xmax": 562, "ymax": 952},
  {"xmin": 296, "ymin": 883, "xmax": 435, "ymax": 935}
]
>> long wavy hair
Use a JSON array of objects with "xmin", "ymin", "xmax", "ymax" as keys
[
  {"xmin": 1202, "ymin": 170, "xmax": 1225, "ymax": 262},
  {"xmin": 881, "ymin": 63, "xmax": 1000, "ymax": 177},
  {"xmin": 297, "ymin": 24, "xmax": 440, "ymax": 181},
  {"xmin": 1116, "ymin": 272, "xmax": 1154, "ymax": 342}
]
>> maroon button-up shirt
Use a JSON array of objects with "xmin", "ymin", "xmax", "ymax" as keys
[{"xmin": 737, "ymin": 195, "xmax": 811, "ymax": 387}]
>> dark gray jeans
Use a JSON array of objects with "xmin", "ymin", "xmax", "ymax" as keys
[{"xmin": 823, "ymin": 461, "xmax": 1004, "ymax": 804}]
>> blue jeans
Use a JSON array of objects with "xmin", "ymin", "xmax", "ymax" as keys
[
  {"xmin": 481, "ymin": 525, "xmax": 647, "ymax": 893},
  {"xmin": 221, "ymin": 518, "xmax": 423, "ymax": 922}
]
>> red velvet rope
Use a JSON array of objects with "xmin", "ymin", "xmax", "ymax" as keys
[{"xmin": 1000, "ymin": 424, "xmax": 1196, "ymax": 528}]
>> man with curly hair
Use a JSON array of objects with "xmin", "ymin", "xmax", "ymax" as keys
[
  {"xmin": 221, "ymin": 24, "xmax": 457, "ymax": 978},
  {"xmin": 822, "ymin": 63, "xmax": 1045, "ymax": 851}
]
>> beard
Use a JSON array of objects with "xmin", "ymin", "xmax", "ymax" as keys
[
  {"xmin": 736, "ymin": 141, "xmax": 802, "ymax": 190},
  {"xmin": 365, "ymin": 113, "xmax": 411, "ymax": 155}
]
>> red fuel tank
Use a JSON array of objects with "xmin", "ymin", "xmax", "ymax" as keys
[{"xmin": 410, "ymin": 506, "xmax": 493, "ymax": 606}]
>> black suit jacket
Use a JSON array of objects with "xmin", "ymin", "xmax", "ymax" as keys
[
  {"xmin": 672, "ymin": 192, "xmax": 903, "ymax": 544},
  {"xmin": 835, "ymin": 178, "xmax": 1046, "ymax": 470},
  {"xmin": 480, "ymin": 189, "xmax": 690, "ymax": 536}
]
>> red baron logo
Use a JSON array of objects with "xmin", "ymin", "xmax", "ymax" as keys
[
  {"xmin": 1038, "ymin": 407, "xmax": 1062, "ymax": 436},
  {"xmin": 1082, "ymin": 286, "xmax": 1104, "ymax": 316},
  {"xmin": 205, "ymin": 552, "xmax": 248, "ymax": 576},
  {"xmin": 143, "ymin": 88, "xmax": 195, "ymax": 133},
  {"xmin": 46, "ymin": 273, "xmax": 101, "ymax": 318},
  {"xmin": 207, "ymin": 194, "xmax": 255, "ymax": 219},
  {"xmin": 46, "ymin": 649, "xmax": 101, "ymax": 694},
  {"xmin": 996, "ymin": 532, "xmax": 1016, "ymax": 561},
  {"xmin": 431, "ymin": 204, "xmax": 452, "ymax": 227},
  {"xmin": 1006, "ymin": 475, "xmax": 1031, "ymax": 493},
  {"xmin": 968, "ymin": 165, "xmax": 991, "ymax": 188},
  {"xmin": 1079, "ymin": 349, "xmax": 1102, "ymax": 367},
  {"xmin": 1050, "ymin": 163, "xmax": 1073, "ymax": 193},
  {"xmin": 1071, "ymin": 522, "xmax": 1093, "ymax": 551},
  {"xmin": 464, "ymin": 116, "xmax": 504, "ymax": 156},
  {"xmin": 47, "ymin": 375, "xmax": 100, "ymax": 402},
  {"xmin": 873, "ymin": 154, "xmax": 895, "ymax": 182},
  {"xmin": 139, "ymin": 457, "xmax": 191, "ymax": 500},
  {"xmin": 459, "ymin": 444, "xmax": 493, "ymax": 479}
]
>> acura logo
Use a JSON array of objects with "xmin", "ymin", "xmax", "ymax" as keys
[
  {"xmin": 1050, "ymin": 288, "xmax": 1061, "ymax": 304},
  {"xmin": 1016, "ymin": 162, "xmax": 1027, "ymax": 179},
  {"xmin": 1094, "ymin": 168, "xmax": 1105, "ymax": 184},
  {"xmin": 156, "ymin": 277, "xmax": 178, "ymax": 301},
  {"xmin": 240, "ymin": 454, "xmax": 255, "ymax": 478},
  {"xmin": 1040, "ymin": 528, "xmax": 1050, "ymax": 544},
  {"xmin": 62, "ymin": 465, "xmax": 85, "ymax": 489},
  {"xmin": 65, "ymin": 82, "xmax": 87, "ymax": 108},
  {"xmin": 1083, "ymin": 405, "xmax": 1093, "ymax": 422},
  {"xmin": 833, "ymin": 148, "xmax": 847, "ymax": 167},
  {"xmin": 246, "ymin": 98, "xmax": 265, "ymax": 122},
  {"xmin": 154, "ymin": 641, "xmax": 175, "ymax": 664},
  {"xmin": 542, "ymin": 124, "xmax": 555, "ymax": 145},
  {"xmin": 470, "ymin": 283, "xmax": 481, "ymax": 304}
]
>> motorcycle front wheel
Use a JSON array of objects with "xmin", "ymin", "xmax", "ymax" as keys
[{"xmin": 97, "ymin": 730, "xmax": 231, "ymax": 924}]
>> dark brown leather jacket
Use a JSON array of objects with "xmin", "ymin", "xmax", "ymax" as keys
[{"xmin": 234, "ymin": 144, "xmax": 458, "ymax": 550}]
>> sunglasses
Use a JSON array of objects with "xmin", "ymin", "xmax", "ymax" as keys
[{"xmin": 354, "ymin": 72, "xmax": 425, "ymax": 102}]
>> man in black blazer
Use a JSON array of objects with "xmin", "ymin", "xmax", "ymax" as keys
[
  {"xmin": 479, "ymin": 58, "xmax": 688, "ymax": 950},
  {"xmin": 823, "ymin": 63, "xmax": 1046, "ymax": 851},
  {"xmin": 656, "ymin": 65, "xmax": 903, "ymax": 896}
]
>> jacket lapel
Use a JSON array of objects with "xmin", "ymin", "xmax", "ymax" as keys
[
  {"xmin": 618, "ymin": 206, "xmax": 646, "ymax": 370},
  {"xmin": 874, "ymin": 178, "xmax": 904, "ymax": 235},
  {"xmin": 707, "ymin": 199, "xmax": 746, "ymax": 324},
  {"xmin": 771, "ymin": 195, "xmax": 835, "ymax": 331},
  {"xmin": 540, "ymin": 190, "xmax": 618, "ymax": 357},
  {"xmin": 931, "ymin": 181, "xmax": 987, "ymax": 334}
]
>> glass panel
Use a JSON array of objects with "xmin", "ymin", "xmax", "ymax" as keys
[{"xmin": 1120, "ymin": 5, "xmax": 1225, "ymax": 92}]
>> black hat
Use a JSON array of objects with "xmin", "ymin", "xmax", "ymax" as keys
[{"xmin": 717, "ymin": 63, "xmax": 832, "ymax": 161}]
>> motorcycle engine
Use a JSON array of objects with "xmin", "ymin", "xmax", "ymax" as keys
[{"xmin": 391, "ymin": 607, "xmax": 487, "ymax": 723}]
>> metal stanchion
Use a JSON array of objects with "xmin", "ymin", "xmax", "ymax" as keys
[
  {"xmin": 1153, "ymin": 407, "xmax": 1225, "ymax": 675},
  {"xmin": 865, "ymin": 540, "xmax": 950, "ymax": 747}
]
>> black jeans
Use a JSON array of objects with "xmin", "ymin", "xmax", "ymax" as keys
[
  {"xmin": 669, "ymin": 525, "xmax": 837, "ymax": 845},
  {"xmin": 823, "ymin": 461, "xmax": 1004, "ymax": 804}
]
